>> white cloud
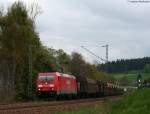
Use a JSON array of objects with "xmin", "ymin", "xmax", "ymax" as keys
[{"xmin": 1, "ymin": 0, "xmax": 150, "ymax": 63}]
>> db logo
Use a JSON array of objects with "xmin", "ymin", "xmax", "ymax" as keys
[{"xmin": 66, "ymin": 80, "xmax": 71, "ymax": 85}]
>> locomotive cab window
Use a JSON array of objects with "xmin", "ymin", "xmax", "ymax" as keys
[
  {"xmin": 38, "ymin": 76, "xmax": 54, "ymax": 81},
  {"xmin": 47, "ymin": 76, "xmax": 54, "ymax": 81},
  {"xmin": 38, "ymin": 76, "xmax": 47, "ymax": 81}
]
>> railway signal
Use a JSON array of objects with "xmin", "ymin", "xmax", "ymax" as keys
[{"xmin": 137, "ymin": 73, "xmax": 142, "ymax": 88}]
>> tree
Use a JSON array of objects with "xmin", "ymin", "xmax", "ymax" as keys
[
  {"xmin": 97, "ymin": 57, "xmax": 150, "ymax": 73},
  {"xmin": 55, "ymin": 49, "xmax": 71, "ymax": 73},
  {"xmin": 143, "ymin": 64, "xmax": 150, "ymax": 73},
  {"xmin": 70, "ymin": 52, "xmax": 115, "ymax": 82},
  {"xmin": 0, "ymin": 1, "xmax": 41, "ymax": 100},
  {"xmin": 70, "ymin": 52, "xmax": 87, "ymax": 78}
]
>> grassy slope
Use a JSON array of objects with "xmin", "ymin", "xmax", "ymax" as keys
[
  {"xmin": 53, "ymin": 89, "xmax": 150, "ymax": 114},
  {"xmin": 112, "ymin": 71, "xmax": 150, "ymax": 83},
  {"xmin": 109, "ymin": 88, "xmax": 150, "ymax": 114}
]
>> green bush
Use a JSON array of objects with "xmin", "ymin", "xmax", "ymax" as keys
[
  {"xmin": 109, "ymin": 88, "xmax": 150, "ymax": 114},
  {"xmin": 143, "ymin": 64, "xmax": 150, "ymax": 73}
]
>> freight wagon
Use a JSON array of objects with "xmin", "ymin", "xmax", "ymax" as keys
[{"xmin": 77, "ymin": 76, "xmax": 99, "ymax": 97}]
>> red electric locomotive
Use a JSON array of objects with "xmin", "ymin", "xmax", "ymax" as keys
[{"xmin": 36, "ymin": 72, "xmax": 77, "ymax": 97}]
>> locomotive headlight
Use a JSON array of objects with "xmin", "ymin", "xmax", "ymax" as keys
[
  {"xmin": 50, "ymin": 84, "xmax": 54, "ymax": 87},
  {"xmin": 139, "ymin": 80, "xmax": 141, "ymax": 83},
  {"xmin": 38, "ymin": 84, "xmax": 43, "ymax": 88}
]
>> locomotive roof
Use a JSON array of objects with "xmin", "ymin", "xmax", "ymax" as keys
[
  {"xmin": 38, "ymin": 72, "xmax": 76, "ymax": 79},
  {"xmin": 56, "ymin": 72, "xmax": 76, "ymax": 79}
]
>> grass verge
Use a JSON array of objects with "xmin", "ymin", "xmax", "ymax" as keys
[
  {"xmin": 109, "ymin": 88, "xmax": 150, "ymax": 114},
  {"xmin": 53, "ymin": 105, "xmax": 106, "ymax": 114},
  {"xmin": 53, "ymin": 88, "xmax": 150, "ymax": 114}
]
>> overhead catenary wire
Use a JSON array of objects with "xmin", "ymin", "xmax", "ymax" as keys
[{"xmin": 81, "ymin": 46, "xmax": 106, "ymax": 63}]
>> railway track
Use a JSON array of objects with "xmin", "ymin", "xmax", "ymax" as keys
[{"xmin": 0, "ymin": 96, "xmax": 120, "ymax": 114}]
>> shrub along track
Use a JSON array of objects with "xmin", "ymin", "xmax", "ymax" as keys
[{"xmin": 0, "ymin": 96, "xmax": 120, "ymax": 114}]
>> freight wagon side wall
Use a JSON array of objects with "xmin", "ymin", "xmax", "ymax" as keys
[
  {"xmin": 77, "ymin": 77, "xmax": 99, "ymax": 96},
  {"xmin": 97, "ymin": 81, "xmax": 105, "ymax": 96},
  {"xmin": 87, "ymin": 79, "xmax": 98, "ymax": 94},
  {"xmin": 76, "ymin": 76, "xmax": 88, "ymax": 95}
]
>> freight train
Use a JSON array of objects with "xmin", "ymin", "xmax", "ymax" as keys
[{"xmin": 36, "ymin": 72, "xmax": 124, "ymax": 98}]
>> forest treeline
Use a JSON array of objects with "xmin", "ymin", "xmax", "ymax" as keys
[
  {"xmin": 98, "ymin": 57, "xmax": 150, "ymax": 73},
  {"xmin": 0, "ymin": 2, "xmax": 113, "ymax": 102}
]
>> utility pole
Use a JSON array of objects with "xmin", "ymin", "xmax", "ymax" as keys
[
  {"xmin": 102, "ymin": 44, "xmax": 109, "ymax": 72},
  {"xmin": 28, "ymin": 45, "xmax": 33, "ymax": 99},
  {"xmin": 102, "ymin": 44, "xmax": 109, "ymax": 63}
]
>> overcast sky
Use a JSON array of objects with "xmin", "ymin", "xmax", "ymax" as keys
[{"xmin": 1, "ymin": 0, "xmax": 150, "ymax": 63}]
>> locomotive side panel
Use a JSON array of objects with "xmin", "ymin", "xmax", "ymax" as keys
[{"xmin": 57, "ymin": 74, "xmax": 77, "ymax": 95}]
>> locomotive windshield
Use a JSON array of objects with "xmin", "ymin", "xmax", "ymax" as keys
[
  {"xmin": 38, "ymin": 76, "xmax": 46, "ymax": 81},
  {"xmin": 38, "ymin": 76, "xmax": 54, "ymax": 81},
  {"xmin": 47, "ymin": 76, "xmax": 54, "ymax": 81}
]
